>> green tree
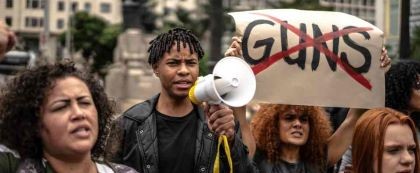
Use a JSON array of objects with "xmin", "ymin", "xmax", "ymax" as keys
[
  {"xmin": 95, "ymin": 24, "xmax": 122, "ymax": 74},
  {"xmin": 60, "ymin": 12, "xmax": 122, "ymax": 75},
  {"xmin": 411, "ymin": 26, "xmax": 420, "ymax": 60}
]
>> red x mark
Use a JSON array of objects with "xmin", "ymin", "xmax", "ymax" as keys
[{"xmin": 250, "ymin": 12, "xmax": 374, "ymax": 90}]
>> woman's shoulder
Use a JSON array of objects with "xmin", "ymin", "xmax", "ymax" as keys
[
  {"xmin": 0, "ymin": 149, "xmax": 21, "ymax": 173},
  {"xmin": 253, "ymin": 149, "xmax": 273, "ymax": 173}
]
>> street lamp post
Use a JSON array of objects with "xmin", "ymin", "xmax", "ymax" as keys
[
  {"xmin": 65, "ymin": 0, "xmax": 72, "ymax": 59},
  {"xmin": 42, "ymin": 0, "xmax": 50, "ymax": 62},
  {"xmin": 399, "ymin": 0, "xmax": 410, "ymax": 59}
]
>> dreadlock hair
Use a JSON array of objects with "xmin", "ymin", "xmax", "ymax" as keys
[
  {"xmin": 385, "ymin": 59, "xmax": 420, "ymax": 113},
  {"xmin": 147, "ymin": 27, "xmax": 204, "ymax": 66}
]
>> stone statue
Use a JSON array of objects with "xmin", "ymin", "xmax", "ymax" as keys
[{"xmin": 106, "ymin": 28, "xmax": 160, "ymax": 112}]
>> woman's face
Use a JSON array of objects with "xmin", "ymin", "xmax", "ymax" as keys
[
  {"xmin": 409, "ymin": 74, "xmax": 420, "ymax": 112},
  {"xmin": 39, "ymin": 76, "xmax": 98, "ymax": 159},
  {"xmin": 374, "ymin": 124, "xmax": 416, "ymax": 173},
  {"xmin": 278, "ymin": 108, "xmax": 310, "ymax": 146}
]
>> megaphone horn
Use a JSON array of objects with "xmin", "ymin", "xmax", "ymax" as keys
[{"xmin": 188, "ymin": 56, "xmax": 256, "ymax": 107}]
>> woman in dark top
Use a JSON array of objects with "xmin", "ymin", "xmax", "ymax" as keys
[{"xmin": 251, "ymin": 104, "xmax": 362, "ymax": 173}]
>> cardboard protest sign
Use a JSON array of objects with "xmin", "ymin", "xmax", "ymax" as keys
[{"xmin": 228, "ymin": 9, "xmax": 385, "ymax": 108}]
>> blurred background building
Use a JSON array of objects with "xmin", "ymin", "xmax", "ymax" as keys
[
  {"xmin": 1, "ymin": 0, "xmax": 418, "ymax": 63},
  {"xmin": 0, "ymin": 0, "xmax": 122, "ymax": 63}
]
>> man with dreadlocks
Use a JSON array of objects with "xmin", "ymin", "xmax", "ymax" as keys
[{"xmin": 113, "ymin": 27, "xmax": 257, "ymax": 173}]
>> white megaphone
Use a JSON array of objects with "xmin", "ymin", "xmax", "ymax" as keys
[{"xmin": 188, "ymin": 56, "xmax": 256, "ymax": 107}]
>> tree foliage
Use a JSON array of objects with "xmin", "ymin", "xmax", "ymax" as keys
[{"xmin": 60, "ymin": 12, "xmax": 122, "ymax": 75}]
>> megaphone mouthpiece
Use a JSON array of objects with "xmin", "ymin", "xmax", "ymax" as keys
[{"xmin": 214, "ymin": 77, "xmax": 237, "ymax": 96}]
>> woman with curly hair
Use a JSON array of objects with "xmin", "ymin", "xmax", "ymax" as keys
[
  {"xmin": 251, "ymin": 104, "xmax": 361, "ymax": 173},
  {"xmin": 352, "ymin": 108, "xmax": 420, "ymax": 173},
  {"xmin": 386, "ymin": 59, "xmax": 420, "ymax": 114},
  {"xmin": 0, "ymin": 61, "xmax": 138, "ymax": 173}
]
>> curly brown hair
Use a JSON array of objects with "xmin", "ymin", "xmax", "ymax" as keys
[
  {"xmin": 385, "ymin": 60, "xmax": 420, "ymax": 112},
  {"xmin": 0, "ymin": 61, "xmax": 115, "ymax": 160},
  {"xmin": 251, "ymin": 104, "xmax": 332, "ymax": 170}
]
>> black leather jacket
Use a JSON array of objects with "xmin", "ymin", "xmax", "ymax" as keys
[{"xmin": 114, "ymin": 94, "xmax": 258, "ymax": 173}]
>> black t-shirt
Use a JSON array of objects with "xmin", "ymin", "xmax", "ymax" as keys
[
  {"xmin": 273, "ymin": 159, "xmax": 308, "ymax": 173},
  {"xmin": 254, "ymin": 149, "xmax": 327, "ymax": 173},
  {"xmin": 156, "ymin": 109, "xmax": 198, "ymax": 173}
]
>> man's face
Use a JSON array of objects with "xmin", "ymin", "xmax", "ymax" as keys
[{"xmin": 153, "ymin": 42, "xmax": 199, "ymax": 100}]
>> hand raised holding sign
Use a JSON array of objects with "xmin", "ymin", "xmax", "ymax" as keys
[
  {"xmin": 224, "ymin": 36, "xmax": 242, "ymax": 57},
  {"xmin": 380, "ymin": 47, "xmax": 391, "ymax": 70}
]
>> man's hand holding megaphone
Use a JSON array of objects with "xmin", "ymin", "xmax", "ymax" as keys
[{"xmin": 204, "ymin": 103, "xmax": 236, "ymax": 141}]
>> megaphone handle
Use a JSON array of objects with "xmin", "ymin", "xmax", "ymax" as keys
[
  {"xmin": 213, "ymin": 135, "xmax": 233, "ymax": 173},
  {"xmin": 206, "ymin": 103, "xmax": 233, "ymax": 173}
]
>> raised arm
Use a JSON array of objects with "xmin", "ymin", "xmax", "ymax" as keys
[
  {"xmin": 327, "ymin": 108, "xmax": 366, "ymax": 166},
  {"xmin": 232, "ymin": 106, "xmax": 256, "ymax": 158},
  {"xmin": 225, "ymin": 36, "xmax": 257, "ymax": 158}
]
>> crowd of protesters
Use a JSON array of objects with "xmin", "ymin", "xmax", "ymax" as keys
[{"xmin": 0, "ymin": 19, "xmax": 419, "ymax": 173}]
